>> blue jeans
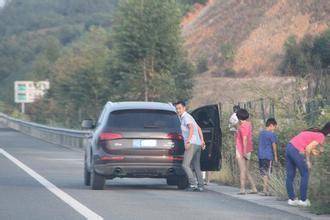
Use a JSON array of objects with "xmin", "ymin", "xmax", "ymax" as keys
[{"xmin": 286, "ymin": 143, "xmax": 309, "ymax": 201}]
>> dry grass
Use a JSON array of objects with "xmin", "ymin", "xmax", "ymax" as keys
[
  {"xmin": 268, "ymin": 166, "xmax": 290, "ymax": 200},
  {"xmin": 182, "ymin": 0, "xmax": 329, "ymax": 76},
  {"xmin": 189, "ymin": 75, "xmax": 298, "ymax": 110}
]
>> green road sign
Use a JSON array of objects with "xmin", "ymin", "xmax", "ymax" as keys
[
  {"xmin": 17, "ymin": 93, "xmax": 27, "ymax": 101},
  {"xmin": 17, "ymin": 84, "xmax": 27, "ymax": 91}
]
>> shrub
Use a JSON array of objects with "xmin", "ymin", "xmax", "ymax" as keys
[
  {"xmin": 220, "ymin": 43, "xmax": 235, "ymax": 61},
  {"xmin": 281, "ymin": 29, "xmax": 330, "ymax": 76},
  {"xmin": 196, "ymin": 56, "xmax": 209, "ymax": 73},
  {"xmin": 223, "ymin": 68, "xmax": 236, "ymax": 77}
]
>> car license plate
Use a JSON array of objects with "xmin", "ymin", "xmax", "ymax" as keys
[
  {"xmin": 133, "ymin": 139, "xmax": 141, "ymax": 148},
  {"xmin": 141, "ymin": 139, "xmax": 157, "ymax": 147},
  {"xmin": 133, "ymin": 139, "xmax": 157, "ymax": 148}
]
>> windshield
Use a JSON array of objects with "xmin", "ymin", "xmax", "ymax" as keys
[{"xmin": 107, "ymin": 109, "xmax": 181, "ymax": 132}]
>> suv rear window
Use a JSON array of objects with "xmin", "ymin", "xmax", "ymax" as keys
[{"xmin": 107, "ymin": 109, "xmax": 181, "ymax": 132}]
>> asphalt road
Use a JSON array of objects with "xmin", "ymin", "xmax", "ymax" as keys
[{"xmin": 0, "ymin": 125, "xmax": 307, "ymax": 220}]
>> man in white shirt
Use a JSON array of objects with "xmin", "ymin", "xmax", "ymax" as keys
[
  {"xmin": 175, "ymin": 101, "xmax": 206, "ymax": 191},
  {"xmin": 229, "ymin": 105, "xmax": 240, "ymax": 132}
]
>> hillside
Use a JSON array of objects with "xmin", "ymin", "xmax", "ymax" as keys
[
  {"xmin": 0, "ymin": 0, "xmax": 328, "ymax": 112},
  {"xmin": 0, "ymin": 0, "xmax": 203, "ymax": 125},
  {"xmin": 0, "ymin": 0, "xmax": 118, "ymax": 104},
  {"xmin": 183, "ymin": 0, "xmax": 329, "ymax": 76},
  {"xmin": 0, "ymin": 0, "xmax": 207, "ymax": 106},
  {"xmin": 181, "ymin": 0, "xmax": 329, "ymax": 108}
]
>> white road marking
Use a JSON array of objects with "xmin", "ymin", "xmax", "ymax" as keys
[{"xmin": 0, "ymin": 148, "xmax": 103, "ymax": 220}]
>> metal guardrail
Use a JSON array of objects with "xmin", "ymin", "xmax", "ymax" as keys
[{"xmin": 0, "ymin": 113, "xmax": 91, "ymax": 149}]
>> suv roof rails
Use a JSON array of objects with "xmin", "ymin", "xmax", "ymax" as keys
[{"xmin": 105, "ymin": 101, "xmax": 114, "ymax": 107}]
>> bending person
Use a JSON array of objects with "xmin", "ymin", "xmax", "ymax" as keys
[{"xmin": 286, "ymin": 122, "xmax": 329, "ymax": 207}]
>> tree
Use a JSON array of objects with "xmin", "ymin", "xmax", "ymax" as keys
[
  {"xmin": 0, "ymin": 0, "xmax": 117, "ymax": 106},
  {"xmin": 281, "ymin": 30, "xmax": 330, "ymax": 76},
  {"xmin": 33, "ymin": 27, "xmax": 114, "ymax": 127},
  {"xmin": 313, "ymin": 29, "xmax": 330, "ymax": 69},
  {"xmin": 112, "ymin": 0, "xmax": 193, "ymax": 102},
  {"xmin": 0, "ymin": 0, "xmax": 196, "ymax": 126}
]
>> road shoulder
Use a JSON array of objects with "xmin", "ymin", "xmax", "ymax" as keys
[{"xmin": 206, "ymin": 183, "xmax": 330, "ymax": 220}]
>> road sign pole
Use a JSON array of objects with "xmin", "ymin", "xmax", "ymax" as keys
[{"xmin": 21, "ymin": 103, "xmax": 25, "ymax": 114}]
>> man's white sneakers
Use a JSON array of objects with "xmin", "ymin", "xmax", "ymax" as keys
[
  {"xmin": 297, "ymin": 199, "xmax": 311, "ymax": 207},
  {"xmin": 288, "ymin": 199, "xmax": 311, "ymax": 207},
  {"xmin": 288, "ymin": 199, "xmax": 299, "ymax": 206}
]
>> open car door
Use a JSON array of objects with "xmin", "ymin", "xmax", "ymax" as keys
[{"xmin": 191, "ymin": 104, "xmax": 222, "ymax": 171}]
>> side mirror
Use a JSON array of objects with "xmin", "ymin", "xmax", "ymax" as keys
[{"xmin": 81, "ymin": 119, "xmax": 95, "ymax": 129}]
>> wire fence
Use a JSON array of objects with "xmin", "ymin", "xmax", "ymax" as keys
[
  {"xmin": 214, "ymin": 72, "xmax": 329, "ymax": 212},
  {"xmin": 220, "ymin": 75, "xmax": 329, "ymax": 126}
]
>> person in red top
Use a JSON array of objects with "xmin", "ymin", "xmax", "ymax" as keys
[
  {"xmin": 286, "ymin": 122, "xmax": 329, "ymax": 207},
  {"xmin": 235, "ymin": 109, "xmax": 257, "ymax": 194}
]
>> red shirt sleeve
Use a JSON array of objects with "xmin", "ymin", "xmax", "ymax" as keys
[{"xmin": 316, "ymin": 133, "xmax": 325, "ymax": 145}]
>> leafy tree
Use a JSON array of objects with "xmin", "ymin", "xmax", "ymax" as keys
[
  {"xmin": 177, "ymin": 0, "xmax": 209, "ymax": 15},
  {"xmin": 27, "ymin": 27, "xmax": 113, "ymax": 127},
  {"xmin": 0, "ymin": 0, "xmax": 117, "ymax": 36},
  {"xmin": 0, "ymin": 0, "xmax": 197, "ymax": 126},
  {"xmin": 196, "ymin": 55, "xmax": 209, "ymax": 73},
  {"xmin": 281, "ymin": 30, "xmax": 330, "ymax": 76},
  {"xmin": 313, "ymin": 29, "xmax": 330, "ymax": 69},
  {"xmin": 0, "ymin": 0, "xmax": 117, "ymax": 105},
  {"xmin": 112, "ymin": 0, "xmax": 193, "ymax": 102},
  {"xmin": 220, "ymin": 43, "xmax": 235, "ymax": 61}
]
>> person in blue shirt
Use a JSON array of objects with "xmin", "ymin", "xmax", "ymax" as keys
[{"xmin": 258, "ymin": 118, "xmax": 278, "ymax": 196}]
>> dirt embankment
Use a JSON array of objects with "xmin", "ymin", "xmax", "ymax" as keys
[
  {"xmin": 183, "ymin": 0, "xmax": 329, "ymax": 76},
  {"xmin": 182, "ymin": 0, "xmax": 329, "ymax": 107}
]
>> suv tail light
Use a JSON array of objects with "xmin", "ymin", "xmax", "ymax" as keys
[
  {"xmin": 167, "ymin": 133, "xmax": 183, "ymax": 140},
  {"xmin": 99, "ymin": 132, "xmax": 123, "ymax": 141},
  {"xmin": 167, "ymin": 156, "xmax": 184, "ymax": 161}
]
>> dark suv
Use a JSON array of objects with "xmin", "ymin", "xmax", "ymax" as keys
[{"xmin": 82, "ymin": 102, "xmax": 221, "ymax": 190}]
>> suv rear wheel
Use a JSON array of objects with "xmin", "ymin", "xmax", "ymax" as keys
[
  {"xmin": 177, "ymin": 176, "xmax": 189, "ymax": 189},
  {"xmin": 91, "ymin": 169, "xmax": 105, "ymax": 190},
  {"xmin": 166, "ymin": 176, "xmax": 178, "ymax": 186}
]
